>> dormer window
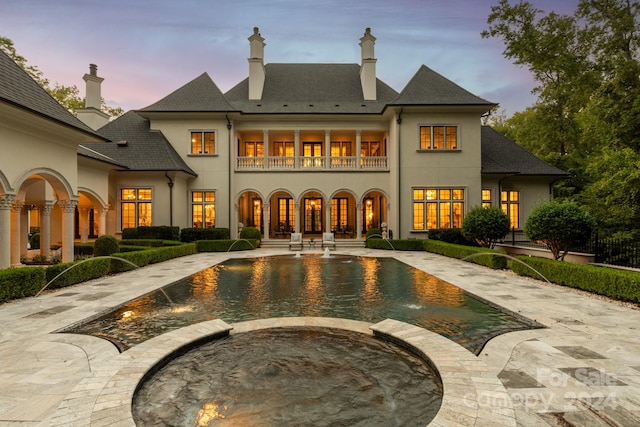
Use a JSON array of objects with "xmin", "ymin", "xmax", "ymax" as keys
[{"xmin": 191, "ymin": 131, "xmax": 215, "ymax": 155}]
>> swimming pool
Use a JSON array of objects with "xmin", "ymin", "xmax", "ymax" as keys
[{"xmin": 63, "ymin": 254, "xmax": 539, "ymax": 354}]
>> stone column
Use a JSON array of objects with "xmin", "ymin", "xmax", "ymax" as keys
[
  {"xmin": 98, "ymin": 207, "xmax": 108, "ymax": 236},
  {"xmin": 39, "ymin": 203, "xmax": 54, "ymax": 259},
  {"xmin": 294, "ymin": 202, "xmax": 300, "ymax": 233},
  {"xmin": 356, "ymin": 202, "xmax": 363, "ymax": 240},
  {"xmin": 263, "ymin": 130, "xmax": 269, "ymax": 169},
  {"xmin": 294, "ymin": 130, "xmax": 300, "ymax": 168},
  {"xmin": 0, "ymin": 195, "xmax": 15, "ymax": 269},
  {"xmin": 58, "ymin": 200, "xmax": 77, "ymax": 263},
  {"xmin": 356, "ymin": 130, "xmax": 362, "ymax": 169},
  {"xmin": 261, "ymin": 202, "xmax": 269, "ymax": 241},
  {"xmin": 325, "ymin": 202, "xmax": 331, "ymax": 233},
  {"xmin": 79, "ymin": 208, "xmax": 89, "ymax": 242},
  {"xmin": 10, "ymin": 200, "xmax": 24, "ymax": 266},
  {"xmin": 324, "ymin": 130, "xmax": 331, "ymax": 169},
  {"xmin": 20, "ymin": 207, "xmax": 29, "ymax": 258}
]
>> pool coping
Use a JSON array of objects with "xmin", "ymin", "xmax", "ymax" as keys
[{"xmin": 49, "ymin": 317, "xmax": 516, "ymax": 426}]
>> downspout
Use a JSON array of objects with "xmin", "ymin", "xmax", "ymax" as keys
[
  {"xmin": 165, "ymin": 171, "xmax": 174, "ymax": 226},
  {"xmin": 226, "ymin": 114, "xmax": 233, "ymax": 236},
  {"xmin": 396, "ymin": 106, "xmax": 403, "ymax": 239}
]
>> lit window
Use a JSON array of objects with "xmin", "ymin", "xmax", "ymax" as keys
[
  {"xmin": 120, "ymin": 188, "xmax": 152, "ymax": 230},
  {"xmin": 412, "ymin": 187, "xmax": 465, "ymax": 230},
  {"xmin": 482, "ymin": 189, "xmax": 492, "ymax": 208},
  {"xmin": 501, "ymin": 190, "xmax": 519, "ymax": 228},
  {"xmin": 191, "ymin": 131, "xmax": 215, "ymax": 154},
  {"xmin": 419, "ymin": 126, "xmax": 458, "ymax": 150},
  {"xmin": 192, "ymin": 191, "xmax": 215, "ymax": 228}
]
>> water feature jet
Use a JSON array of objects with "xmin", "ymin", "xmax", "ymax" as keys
[
  {"xmin": 35, "ymin": 256, "xmax": 140, "ymax": 297},
  {"xmin": 322, "ymin": 247, "xmax": 331, "ymax": 258},
  {"xmin": 460, "ymin": 252, "xmax": 551, "ymax": 283},
  {"xmin": 365, "ymin": 234, "xmax": 396, "ymax": 250},
  {"xmin": 226, "ymin": 238, "xmax": 256, "ymax": 252}
]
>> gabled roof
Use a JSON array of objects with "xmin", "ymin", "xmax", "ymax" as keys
[
  {"xmin": 392, "ymin": 65, "xmax": 495, "ymax": 107},
  {"xmin": 225, "ymin": 63, "xmax": 399, "ymax": 114},
  {"xmin": 481, "ymin": 126, "xmax": 568, "ymax": 176},
  {"xmin": 89, "ymin": 111, "xmax": 197, "ymax": 176},
  {"xmin": 0, "ymin": 49, "xmax": 106, "ymax": 139},
  {"xmin": 138, "ymin": 72, "xmax": 235, "ymax": 112}
]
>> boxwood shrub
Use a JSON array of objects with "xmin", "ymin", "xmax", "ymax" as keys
[
  {"xmin": 120, "ymin": 239, "xmax": 183, "ymax": 247},
  {"xmin": 510, "ymin": 256, "xmax": 640, "ymax": 302},
  {"xmin": 196, "ymin": 239, "xmax": 258, "ymax": 252},
  {"xmin": 423, "ymin": 239, "xmax": 508, "ymax": 269},
  {"xmin": 122, "ymin": 226, "xmax": 180, "ymax": 241},
  {"xmin": 366, "ymin": 238, "xmax": 424, "ymax": 251},
  {"xmin": 109, "ymin": 243, "xmax": 197, "ymax": 273},
  {"xmin": 0, "ymin": 267, "xmax": 45, "ymax": 303},
  {"xmin": 180, "ymin": 227, "xmax": 230, "ymax": 242},
  {"xmin": 74, "ymin": 243, "xmax": 94, "ymax": 256}
]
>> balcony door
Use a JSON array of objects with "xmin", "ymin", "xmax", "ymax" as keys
[{"xmin": 304, "ymin": 198, "xmax": 323, "ymax": 234}]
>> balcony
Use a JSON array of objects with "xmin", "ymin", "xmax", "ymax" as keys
[{"xmin": 236, "ymin": 156, "xmax": 388, "ymax": 171}]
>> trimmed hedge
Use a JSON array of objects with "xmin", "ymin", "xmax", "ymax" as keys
[
  {"xmin": 428, "ymin": 228, "xmax": 477, "ymax": 246},
  {"xmin": 196, "ymin": 239, "xmax": 258, "ymax": 252},
  {"xmin": 117, "ymin": 245, "xmax": 151, "ymax": 253},
  {"xmin": 180, "ymin": 227, "xmax": 230, "ymax": 242},
  {"xmin": 109, "ymin": 243, "xmax": 197, "ymax": 273},
  {"xmin": 423, "ymin": 239, "xmax": 508, "ymax": 269},
  {"xmin": 122, "ymin": 226, "xmax": 180, "ymax": 241},
  {"xmin": 510, "ymin": 256, "xmax": 640, "ymax": 302},
  {"xmin": 119, "ymin": 239, "xmax": 183, "ymax": 247},
  {"xmin": 366, "ymin": 239, "xmax": 424, "ymax": 251},
  {"xmin": 74, "ymin": 243, "xmax": 95, "ymax": 256},
  {"xmin": 44, "ymin": 257, "xmax": 111, "ymax": 290},
  {"xmin": 0, "ymin": 267, "xmax": 45, "ymax": 303}
]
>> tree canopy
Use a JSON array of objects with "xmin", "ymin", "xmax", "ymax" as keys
[
  {"xmin": 1, "ymin": 36, "xmax": 123, "ymax": 118},
  {"xmin": 483, "ymin": 0, "xmax": 640, "ymax": 236}
]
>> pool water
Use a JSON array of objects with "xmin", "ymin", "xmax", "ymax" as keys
[
  {"xmin": 64, "ymin": 255, "xmax": 538, "ymax": 353},
  {"xmin": 133, "ymin": 327, "xmax": 443, "ymax": 426}
]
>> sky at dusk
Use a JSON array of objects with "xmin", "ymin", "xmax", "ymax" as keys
[{"xmin": 0, "ymin": 0, "xmax": 580, "ymax": 117}]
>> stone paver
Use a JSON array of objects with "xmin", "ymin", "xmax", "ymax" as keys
[{"xmin": 0, "ymin": 248, "xmax": 638, "ymax": 426}]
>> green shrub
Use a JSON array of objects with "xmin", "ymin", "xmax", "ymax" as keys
[
  {"xmin": 44, "ymin": 257, "xmax": 111, "ymax": 290},
  {"xmin": 525, "ymin": 200, "xmax": 595, "ymax": 260},
  {"xmin": 29, "ymin": 233, "xmax": 40, "ymax": 250},
  {"xmin": 74, "ymin": 243, "xmax": 94, "ymax": 256},
  {"xmin": 366, "ymin": 239, "xmax": 424, "ymax": 251},
  {"xmin": 180, "ymin": 227, "xmax": 230, "ymax": 242},
  {"xmin": 93, "ymin": 235, "xmax": 120, "ymax": 257},
  {"xmin": 510, "ymin": 256, "xmax": 640, "ymax": 302},
  {"xmin": 109, "ymin": 243, "xmax": 197, "ymax": 273},
  {"xmin": 122, "ymin": 226, "xmax": 180, "ymax": 240},
  {"xmin": 428, "ymin": 228, "xmax": 477, "ymax": 246},
  {"xmin": 196, "ymin": 239, "xmax": 258, "ymax": 252},
  {"xmin": 422, "ymin": 239, "xmax": 508, "ymax": 269},
  {"xmin": 117, "ymin": 245, "xmax": 150, "ymax": 253},
  {"xmin": 240, "ymin": 226, "xmax": 262, "ymax": 241},
  {"xmin": 0, "ymin": 267, "xmax": 46, "ymax": 303},
  {"xmin": 365, "ymin": 228, "xmax": 382, "ymax": 239},
  {"xmin": 462, "ymin": 207, "xmax": 510, "ymax": 249}
]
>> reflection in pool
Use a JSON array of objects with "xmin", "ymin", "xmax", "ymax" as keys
[{"xmin": 63, "ymin": 255, "xmax": 539, "ymax": 353}]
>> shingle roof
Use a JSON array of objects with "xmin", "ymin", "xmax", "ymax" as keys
[
  {"xmin": 481, "ymin": 126, "xmax": 568, "ymax": 176},
  {"xmin": 0, "ymin": 49, "xmax": 105, "ymax": 139},
  {"xmin": 138, "ymin": 72, "xmax": 235, "ymax": 112},
  {"xmin": 392, "ymin": 65, "xmax": 495, "ymax": 107},
  {"xmin": 225, "ymin": 63, "xmax": 399, "ymax": 114},
  {"xmin": 77, "ymin": 145, "xmax": 128, "ymax": 168},
  {"xmin": 89, "ymin": 111, "xmax": 197, "ymax": 175}
]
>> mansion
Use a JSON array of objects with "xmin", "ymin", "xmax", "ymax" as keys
[{"xmin": 0, "ymin": 27, "xmax": 566, "ymax": 268}]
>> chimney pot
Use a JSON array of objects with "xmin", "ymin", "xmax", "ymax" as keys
[{"xmin": 89, "ymin": 63, "xmax": 97, "ymax": 76}]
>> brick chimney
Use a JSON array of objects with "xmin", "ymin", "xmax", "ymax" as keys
[
  {"xmin": 76, "ymin": 64, "xmax": 109, "ymax": 130},
  {"xmin": 359, "ymin": 28, "xmax": 377, "ymax": 101},
  {"xmin": 248, "ymin": 27, "xmax": 266, "ymax": 100}
]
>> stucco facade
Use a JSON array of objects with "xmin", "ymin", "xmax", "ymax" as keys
[{"xmin": 0, "ymin": 28, "xmax": 567, "ymax": 269}]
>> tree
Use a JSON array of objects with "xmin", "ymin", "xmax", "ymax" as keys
[
  {"xmin": 524, "ymin": 200, "xmax": 595, "ymax": 260},
  {"xmin": 462, "ymin": 207, "xmax": 510, "ymax": 249},
  {"xmin": 1, "ymin": 36, "xmax": 123, "ymax": 118}
]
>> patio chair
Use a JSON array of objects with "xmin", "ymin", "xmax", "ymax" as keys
[
  {"xmin": 288, "ymin": 232, "xmax": 303, "ymax": 251},
  {"xmin": 321, "ymin": 232, "xmax": 336, "ymax": 250}
]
